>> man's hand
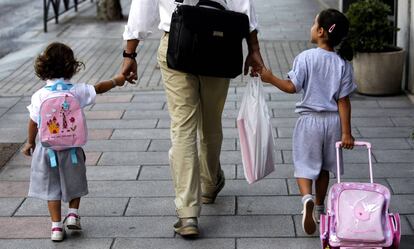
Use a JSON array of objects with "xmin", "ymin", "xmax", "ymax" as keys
[
  {"xmin": 121, "ymin": 58, "xmax": 138, "ymax": 84},
  {"xmin": 21, "ymin": 142, "xmax": 35, "ymax": 156},
  {"xmin": 244, "ymin": 50, "xmax": 264, "ymax": 77},
  {"xmin": 245, "ymin": 30, "xmax": 264, "ymax": 77}
]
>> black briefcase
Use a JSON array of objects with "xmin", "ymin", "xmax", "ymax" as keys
[{"xmin": 167, "ymin": 0, "xmax": 250, "ymax": 78}]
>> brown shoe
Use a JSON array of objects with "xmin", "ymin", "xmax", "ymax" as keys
[
  {"xmin": 201, "ymin": 170, "xmax": 225, "ymax": 204},
  {"xmin": 174, "ymin": 218, "xmax": 199, "ymax": 237}
]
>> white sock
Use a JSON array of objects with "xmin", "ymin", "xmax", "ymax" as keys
[
  {"xmin": 301, "ymin": 194, "xmax": 313, "ymax": 204},
  {"xmin": 68, "ymin": 208, "xmax": 78, "ymax": 215},
  {"xmin": 52, "ymin": 221, "xmax": 63, "ymax": 228}
]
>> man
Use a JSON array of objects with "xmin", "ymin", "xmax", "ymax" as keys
[{"xmin": 121, "ymin": 0, "xmax": 264, "ymax": 237}]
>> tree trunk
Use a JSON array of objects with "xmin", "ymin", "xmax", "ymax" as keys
[{"xmin": 97, "ymin": 0, "xmax": 123, "ymax": 21}]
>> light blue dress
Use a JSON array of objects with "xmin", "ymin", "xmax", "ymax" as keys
[{"xmin": 288, "ymin": 48, "xmax": 357, "ymax": 180}]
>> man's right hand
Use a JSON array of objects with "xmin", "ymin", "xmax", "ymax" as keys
[{"xmin": 121, "ymin": 58, "xmax": 138, "ymax": 84}]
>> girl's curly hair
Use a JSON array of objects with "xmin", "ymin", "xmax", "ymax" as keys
[{"xmin": 34, "ymin": 42, "xmax": 84, "ymax": 80}]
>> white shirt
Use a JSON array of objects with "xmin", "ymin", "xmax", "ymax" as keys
[
  {"xmin": 123, "ymin": 0, "xmax": 259, "ymax": 40},
  {"xmin": 27, "ymin": 79, "xmax": 96, "ymax": 123}
]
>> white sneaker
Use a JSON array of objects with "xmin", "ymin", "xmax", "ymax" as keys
[
  {"xmin": 51, "ymin": 227, "xmax": 65, "ymax": 242},
  {"xmin": 302, "ymin": 198, "xmax": 316, "ymax": 235},
  {"xmin": 65, "ymin": 213, "xmax": 82, "ymax": 230}
]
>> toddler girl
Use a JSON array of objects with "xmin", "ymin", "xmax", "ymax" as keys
[
  {"xmin": 260, "ymin": 9, "xmax": 356, "ymax": 235},
  {"xmin": 21, "ymin": 42, "xmax": 128, "ymax": 241}
]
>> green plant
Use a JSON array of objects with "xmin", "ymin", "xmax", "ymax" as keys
[{"xmin": 346, "ymin": 0, "xmax": 397, "ymax": 52}]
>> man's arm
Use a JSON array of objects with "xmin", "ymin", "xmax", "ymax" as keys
[{"xmin": 244, "ymin": 30, "xmax": 264, "ymax": 76}]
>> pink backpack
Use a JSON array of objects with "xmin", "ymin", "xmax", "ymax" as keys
[
  {"xmin": 38, "ymin": 80, "xmax": 87, "ymax": 167},
  {"xmin": 320, "ymin": 141, "xmax": 401, "ymax": 249}
]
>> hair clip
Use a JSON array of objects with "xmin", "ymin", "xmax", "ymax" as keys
[{"xmin": 328, "ymin": 24, "xmax": 336, "ymax": 33}]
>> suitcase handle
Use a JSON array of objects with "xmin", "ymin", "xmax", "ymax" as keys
[{"xmin": 336, "ymin": 141, "xmax": 374, "ymax": 184}]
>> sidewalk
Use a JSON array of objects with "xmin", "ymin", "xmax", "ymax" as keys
[{"xmin": 0, "ymin": 1, "xmax": 413, "ymax": 248}]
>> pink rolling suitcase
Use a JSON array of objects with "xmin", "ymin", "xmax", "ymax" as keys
[{"xmin": 320, "ymin": 141, "xmax": 401, "ymax": 249}]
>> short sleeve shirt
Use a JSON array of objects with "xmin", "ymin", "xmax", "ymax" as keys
[
  {"xmin": 287, "ymin": 48, "xmax": 357, "ymax": 113},
  {"xmin": 27, "ymin": 79, "xmax": 96, "ymax": 123}
]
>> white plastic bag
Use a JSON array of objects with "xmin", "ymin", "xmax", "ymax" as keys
[{"xmin": 237, "ymin": 77, "xmax": 276, "ymax": 184}]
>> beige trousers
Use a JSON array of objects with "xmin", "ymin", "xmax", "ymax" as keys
[{"xmin": 157, "ymin": 33, "xmax": 230, "ymax": 218}]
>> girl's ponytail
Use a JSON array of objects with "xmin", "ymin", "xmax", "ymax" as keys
[
  {"xmin": 336, "ymin": 37, "xmax": 353, "ymax": 61},
  {"xmin": 318, "ymin": 9, "xmax": 353, "ymax": 61}
]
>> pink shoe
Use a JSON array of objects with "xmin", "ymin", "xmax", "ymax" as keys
[{"xmin": 64, "ymin": 213, "xmax": 82, "ymax": 230}]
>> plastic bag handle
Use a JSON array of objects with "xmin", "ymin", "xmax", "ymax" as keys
[{"xmin": 336, "ymin": 141, "xmax": 374, "ymax": 184}]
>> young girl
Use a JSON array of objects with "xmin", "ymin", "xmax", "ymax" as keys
[
  {"xmin": 260, "ymin": 9, "xmax": 356, "ymax": 235},
  {"xmin": 21, "ymin": 42, "xmax": 129, "ymax": 241}
]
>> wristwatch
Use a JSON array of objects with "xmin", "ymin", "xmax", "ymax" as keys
[{"xmin": 123, "ymin": 50, "xmax": 137, "ymax": 59}]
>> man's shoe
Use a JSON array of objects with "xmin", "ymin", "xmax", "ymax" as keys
[
  {"xmin": 302, "ymin": 198, "xmax": 316, "ymax": 235},
  {"xmin": 201, "ymin": 171, "xmax": 225, "ymax": 204},
  {"xmin": 64, "ymin": 213, "xmax": 82, "ymax": 230},
  {"xmin": 174, "ymin": 218, "xmax": 199, "ymax": 237}
]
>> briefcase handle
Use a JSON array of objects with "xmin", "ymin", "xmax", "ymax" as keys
[
  {"xmin": 197, "ymin": 0, "xmax": 226, "ymax": 10},
  {"xmin": 174, "ymin": 0, "xmax": 226, "ymax": 11}
]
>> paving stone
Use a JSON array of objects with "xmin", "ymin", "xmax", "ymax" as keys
[
  {"xmin": 374, "ymin": 150, "xmax": 414, "ymax": 163},
  {"xmin": 237, "ymin": 238, "xmax": 320, "ymax": 249},
  {"xmin": 238, "ymin": 196, "xmax": 301, "ymax": 215},
  {"xmin": 221, "ymin": 179, "xmax": 287, "ymax": 196},
  {"xmin": 87, "ymin": 119, "xmax": 157, "ymax": 129},
  {"xmin": 388, "ymin": 178, "xmax": 414, "ymax": 194},
  {"xmin": 0, "ymin": 127, "xmax": 27, "ymax": 143},
  {"xmin": 364, "ymin": 138, "xmax": 413, "ymax": 149},
  {"xmin": 0, "ymin": 97, "xmax": 20, "ymax": 108},
  {"xmin": 287, "ymin": 178, "xmax": 392, "ymax": 195},
  {"xmin": 147, "ymin": 139, "xmax": 236, "ymax": 152},
  {"xmin": 407, "ymin": 216, "xmax": 414, "ymax": 231},
  {"xmin": 139, "ymin": 165, "xmax": 236, "ymax": 180},
  {"xmin": 401, "ymin": 235, "xmax": 414, "ymax": 248},
  {"xmin": 91, "ymin": 102, "xmax": 163, "ymax": 111},
  {"xmin": 131, "ymin": 94, "xmax": 166, "ymax": 103},
  {"xmin": 95, "ymin": 94, "xmax": 133, "ymax": 103},
  {"xmin": 198, "ymin": 215, "xmax": 294, "ymax": 237},
  {"xmin": 87, "ymin": 180, "xmax": 174, "ymax": 197},
  {"xmin": 391, "ymin": 117, "xmax": 414, "ymax": 127},
  {"xmin": 86, "ymin": 166, "xmax": 140, "ymax": 180},
  {"xmin": 352, "ymin": 117, "xmax": 395, "ymax": 127},
  {"xmin": 292, "ymin": 215, "xmax": 320, "ymax": 237},
  {"xmin": 341, "ymin": 163, "xmax": 414, "ymax": 178},
  {"xmin": 390, "ymin": 195, "xmax": 414, "ymax": 214},
  {"xmin": 0, "ymin": 217, "xmax": 49, "ymax": 238},
  {"xmin": 98, "ymin": 152, "xmax": 169, "ymax": 165},
  {"xmin": 83, "ymin": 140, "xmax": 149, "ymax": 152},
  {"xmin": 113, "ymin": 238, "xmax": 234, "ymax": 249},
  {"xmin": 0, "ymin": 238, "xmax": 113, "ymax": 249},
  {"xmin": 270, "ymin": 118, "xmax": 297, "ymax": 128},
  {"xmin": 15, "ymin": 197, "xmax": 129, "ymax": 217},
  {"xmin": 0, "ymin": 143, "xmax": 22, "ymax": 170},
  {"xmin": 77, "ymin": 217, "xmax": 175, "ymax": 238},
  {"xmin": 85, "ymin": 152, "xmax": 102, "ymax": 166},
  {"xmin": 125, "ymin": 196, "xmax": 235, "ymax": 216},
  {"xmin": 358, "ymin": 127, "xmax": 412, "ymax": 138},
  {"xmin": 0, "ymin": 181, "xmax": 29, "ymax": 197},
  {"xmin": 5, "ymin": 152, "xmax": 31, "ymax": 166},
  {"xmin": 87, "ymin": 129, "xmax": 113, "ymax": 140},
  {"xmin": 112, "ymin": 129, "xmax": 170, "ymax": 140},
  {"xmin": 123, "ymin": 110, "xmax": 171, "ymax": 119},
  {"xmin": 237, "ymin": 164, "xmax": 294, "ymax": 179},
  {"xmin": 401, "ymin": 216, "xmax": 414, "ymax": 235},
  {"xmin": 377, "ymin": 99, "xmax": 414, "ymax": 108},
  {"xmin": 0, "ymin": 198, "xmax": 23, "ymax": 216},
  {"xmin": 0, "ymin": 165, "xmax": 30, "ymax": 181},
  {"xmin": 84, "ymin": 110, "xmax": 124, "ymax": 120}
]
